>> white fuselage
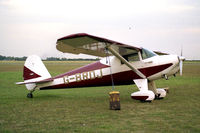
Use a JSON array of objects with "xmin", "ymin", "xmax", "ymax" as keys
[{"xmin": 37, "ymin": 54, "xmax": 180, "ymax": 90}]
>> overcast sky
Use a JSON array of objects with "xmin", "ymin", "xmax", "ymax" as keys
[{"xmin": 0, "ymin": 0, "xmax": 200, "ymax": 59}]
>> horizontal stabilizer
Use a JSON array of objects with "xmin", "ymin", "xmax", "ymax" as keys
[{"xmin": 16, "ymin": 78, "xmax": 54, "ymax": 85}]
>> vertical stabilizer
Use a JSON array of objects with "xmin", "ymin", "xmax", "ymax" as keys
[{"xmin": 23, "ymin": 55, "xmax": 51, "ymax": 90}]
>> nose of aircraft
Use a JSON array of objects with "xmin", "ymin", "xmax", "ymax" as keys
[{"xmin": 178, "ymin": 55, "xmax": 185, "ymax": 76}]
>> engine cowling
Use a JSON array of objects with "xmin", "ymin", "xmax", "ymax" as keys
[
  {"xmin": 131, "ymin": 90, "xmax": 155, "ymax": 102},
  {"xmin": 156, "ymin": 88, "xmax": 166, "ymax": 99}
]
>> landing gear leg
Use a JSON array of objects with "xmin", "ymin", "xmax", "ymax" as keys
[{"xmin": 148, "ymin": 80, "xmax": 158, "ymax": 97}]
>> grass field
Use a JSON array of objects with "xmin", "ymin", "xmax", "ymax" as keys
[{"xmin": 0, "ymin": 61, "xmax": 200, "ymax": 132}]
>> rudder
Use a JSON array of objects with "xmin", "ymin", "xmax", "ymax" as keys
[{"xmin": 23, "ymin": 55, "xmax": 51, "ymax": 90}]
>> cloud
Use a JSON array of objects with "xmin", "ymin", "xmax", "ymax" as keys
[
  {"xmin": 0, "ymin": 0, "xmax": 199, "ymax": 59},
  {"xmin": 1, "ymin": 0, "xmax": 196, "ymax": 19},
  {"xmin": 168, "ymin": 5, "xmax": 195, "ymax": 13}
]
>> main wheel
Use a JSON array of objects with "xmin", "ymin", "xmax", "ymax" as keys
[
  {"xmin": 155, "ymin": 94, "xmax": 164, "ymax": 100},
  {"xmin": 27, "ymin": 93, "xmax": 33, "ymax": 98}
]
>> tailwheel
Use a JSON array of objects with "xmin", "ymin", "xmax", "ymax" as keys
[{"xmin": 27, "ymin": 93, "xmax": 33, "ymax": 98}]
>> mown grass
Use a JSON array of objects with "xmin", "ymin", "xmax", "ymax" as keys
[{"xmin": 0, "ymin": 61, "xmax": 200, "ymax": 133}]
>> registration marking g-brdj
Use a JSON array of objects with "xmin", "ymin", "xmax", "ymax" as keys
[{"xmin": 63, "ymin": 69, "xmax": 103, "ymax": 84}]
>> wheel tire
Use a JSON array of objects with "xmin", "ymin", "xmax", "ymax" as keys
[{"xmin": 27, "ymin": 93, "xmax": 33, "ymax": 98}]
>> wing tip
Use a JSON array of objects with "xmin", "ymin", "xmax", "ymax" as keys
[{"xmin": 57, "ymin": 33, "xmax": 89, "ymax": 41}]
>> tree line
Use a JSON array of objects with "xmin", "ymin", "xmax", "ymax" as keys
[
  {"xmin": 0, "ymin": 55, "xmax": 99, "ymax": 61},
  {"xmin": 0, "ymin": 55, "xmax": 27, "ymax": 61}
]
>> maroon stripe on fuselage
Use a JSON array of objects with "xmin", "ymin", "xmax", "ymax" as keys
[
  {"xmin": 53, "ymin": 61, "xmax": 109, "ymax": 79},
  {"xmin": 40, "ymin": 63, "xmax": 173, "ymax": 90},
  {"xmin": 139, "ymin": 63, "xmax": 173, "ymax": 77},
  {"xmin": 23, "ymin": 66, "xmax": 41, "ymax": 80}
]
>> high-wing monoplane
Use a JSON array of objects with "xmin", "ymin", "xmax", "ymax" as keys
[{"xmin": 16, "ymin": 33, "xmax": 185, "ymax": 102}]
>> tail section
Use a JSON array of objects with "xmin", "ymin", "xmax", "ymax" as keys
[
  {"xmin": 23, "ymin": 55, "xmax": 51, "ymax": 81},
  {"xmin": 18, "ymin": 55, "xmax": 51, "ymax": 91}
]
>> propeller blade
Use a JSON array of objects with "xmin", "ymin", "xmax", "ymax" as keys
[
  {"xmin": 179, "ymin": 46, "xmax": 185, "ymax": 76},
  {"xmin": 179, "ymin": 60, "xmax": 183, "ymax": 76},
  {"xmin": 178, "ymin": 56, "xmax": 185, "ymax": 76}
]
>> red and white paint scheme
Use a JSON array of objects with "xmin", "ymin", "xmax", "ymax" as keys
[{"xmin": 16, "ymin": 33, "xmax": 185, "ymax": 102}]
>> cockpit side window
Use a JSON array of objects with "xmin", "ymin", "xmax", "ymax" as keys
[
  {"xmin": 119, "ymin": 47, "xmax": 140, "ymax": 64},
  {"xmin": 123, "ymin": 53, "xmax": 139, "ymax": 62},
  {"xmin": 141, "ymin": 48, "xmax": 157, "ymax": 60}
]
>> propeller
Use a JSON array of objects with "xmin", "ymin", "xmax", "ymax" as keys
[{"xmin": 178, "ymin": 47, "xmax": 185, "ymax": 76}]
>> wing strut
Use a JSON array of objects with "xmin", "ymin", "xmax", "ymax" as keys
[{"xmin": 107, "ymin": 45, "xmax": 146, "ymax": 79}]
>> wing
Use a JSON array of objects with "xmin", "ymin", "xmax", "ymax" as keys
[
  {"xmin": 56, "ymin": 33, "xmax": 141, "ymax": 57},
  {"xmin": 56, "ymin": 33, "xmax": 146, "ymax": 78}
]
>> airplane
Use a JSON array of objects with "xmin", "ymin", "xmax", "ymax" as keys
[{"xmin": 16, "ymin": 33, "xmax": 185, "ymax": 102}]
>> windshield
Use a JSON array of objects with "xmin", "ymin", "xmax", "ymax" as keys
[{"xmin": 141, "ymin": 48, "xmax": 157, "ymax": 59}]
